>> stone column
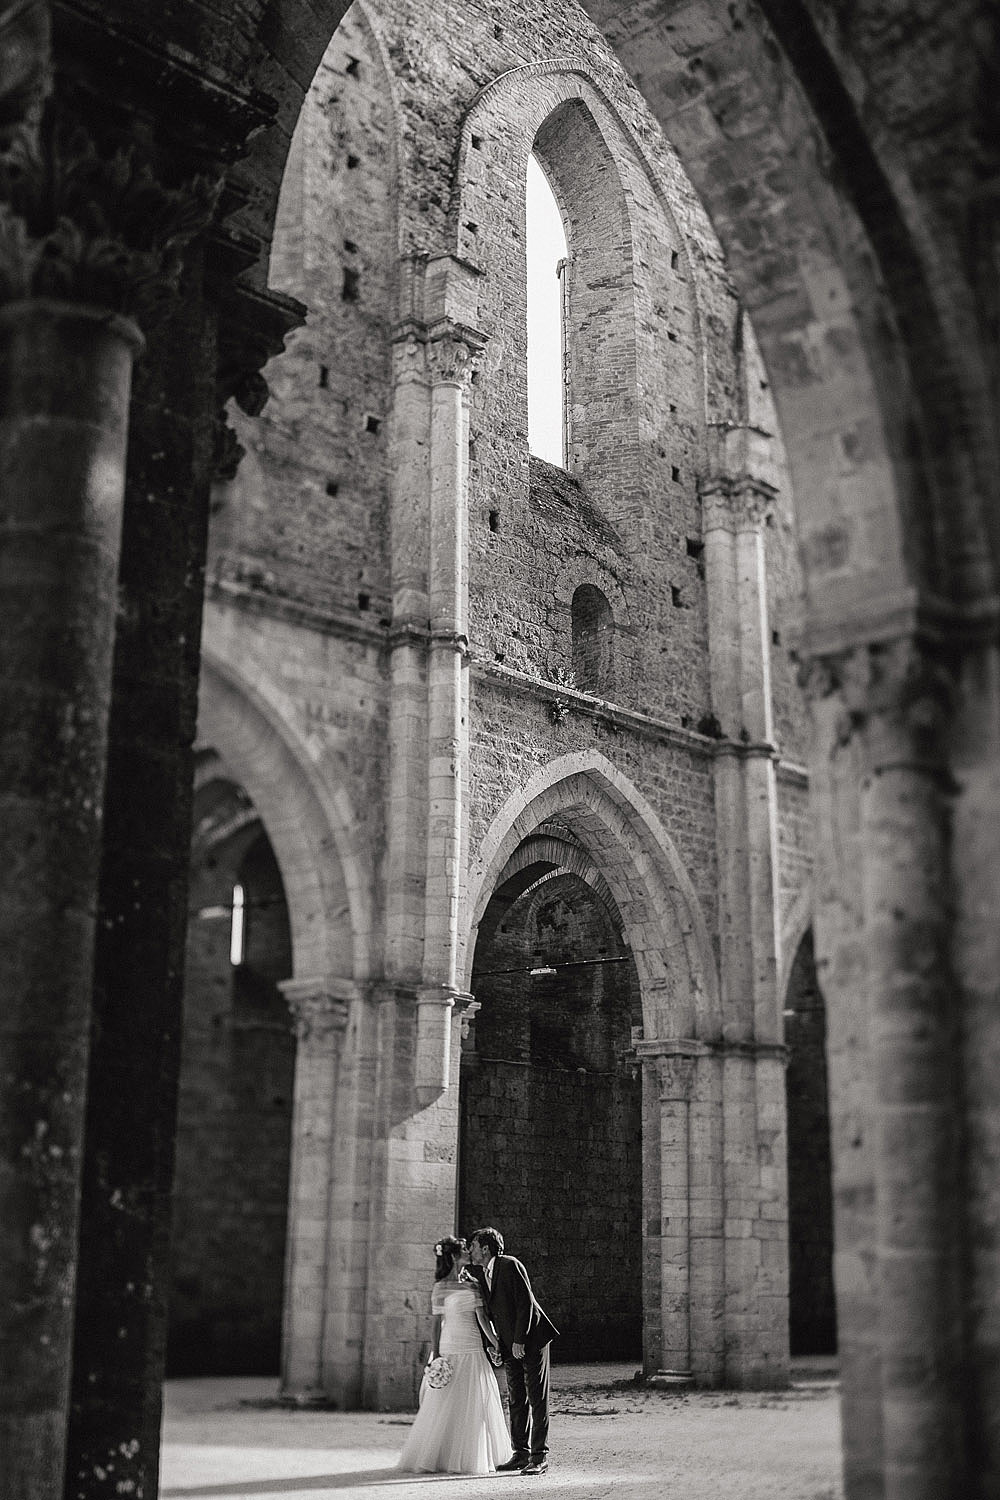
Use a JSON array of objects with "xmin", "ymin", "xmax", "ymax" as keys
[
  {"xmin": 639, "ymin": 1046, "xmax": 698, "ymax": 1376},
  {"xmin": 416, "ymin": 316, "xmax": 484, "ymax": 1102},
  {"xmin": 0, "ymin": 292, "xmax": 142, "ymax": 1499},
  {"xmin": 46, "ymin": 51, "xmax": 297, "ymax": 1500},
  {"xmin": 700, "ymin": 426, "xmax": 787, "ymax": 1386},
  {"xmin": 856, "ymin": 640, "xmax": 964, "ymax": 1499},
  {"xmin": 278, "ymin": 978, "xmax": 350, "ymax": 1402},
  {"xmin": 802, "ymin": 634, "xmax": 972, "ymax": 1500}
]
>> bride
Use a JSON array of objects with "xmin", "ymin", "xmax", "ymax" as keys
[{"xmin": 398, "ymin": 1235, "xmax": 513, "ymax": 1474}]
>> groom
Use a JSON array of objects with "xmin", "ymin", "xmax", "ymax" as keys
[{"xmin": 469, "ymin": 1226, "xmax": 558, "ymax": 1475}]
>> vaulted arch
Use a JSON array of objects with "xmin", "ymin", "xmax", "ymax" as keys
[
  {"xmin": 466, "ymin": 749, "xmax": 719, "ymax": 1042},
  {"xmin": 197, "ymin": 650, "xmax": 372, "ymax": 984}
]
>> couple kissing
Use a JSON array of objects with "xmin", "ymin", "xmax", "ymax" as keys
[{"xmin": 397, "ymin": 1226, "xmax": 559, "ymax": 1477}]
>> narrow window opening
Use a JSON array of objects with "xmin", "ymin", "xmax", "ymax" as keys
[
  {"xmin": 772, "ymin": 628, "xmax": 781, "ymax": 646},
  {"xmin": 230, "ymin": 883, "xmax": 246, "ymax": 967},
  {"xmin": 670, "ymin": 249, "xmax": 680, "ymax": 270},
  {"xmin": 318, "ymin": 365, "xmax": 329, "ymax": 388},
  {"xmin": 342, "ymin": 267, "xmax": 360, "ymax": 302},
  {"xmin": 358, "ymin": 591, "xmax": 370, "ymax": 611},
  {"xmin": 326, "ymin": 479, "xmax": 339, "ymax": 497},
  {"xmin": 671, "ymin": 585, "xmax": 684, "ymax": 608},
  {"xmin": 526, "ymin": 152, "xmax": 568, "ymax": 467},
  {"xmin": 488, "ymin": 509, "xmax": 500, "ymax": 533},
  {"xmin": 671, "ymin": 465, "xmax": 681, "ymax": 482},
  {"xmin": 571, "ymin": 584, "xmax": 614, "ymax": 694}
]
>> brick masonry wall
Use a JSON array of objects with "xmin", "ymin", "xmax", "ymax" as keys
[
  {"xmin": 460, "ymin": 872, "xmax": 643, "ymax": 1360},
  {"xmin": 170, "ymin": 771, "xmax": 295, "ymax": 1375},
  {"xmin": 209, "ymin": 6, "xmax": 396, "ymax": 620},
  {"xmin": 469, "ymin": 675, "xmax": 720, "ymax": 936}
]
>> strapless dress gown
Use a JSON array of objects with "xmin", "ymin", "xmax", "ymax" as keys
[{"xmin": 398, "ymin": 1282, "xmax": 513, "ymax": 1474}]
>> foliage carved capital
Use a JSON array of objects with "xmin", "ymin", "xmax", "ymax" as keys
[{"xmin": 0, "ymin": 100, "xmax": 221, "ymax": 318}]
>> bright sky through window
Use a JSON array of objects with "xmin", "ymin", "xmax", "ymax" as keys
[
  {"xmin": 526, "ymin": 153, "xmax": 568, "ymax": 466},
  {"xmin": 230, "ymin": 882, "xmax": 246, "ymax": 966}
]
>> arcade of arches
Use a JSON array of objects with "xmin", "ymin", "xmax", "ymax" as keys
[{"xmin": 0, "ymin": 2, "xmax": 998, "ymax": 1500}]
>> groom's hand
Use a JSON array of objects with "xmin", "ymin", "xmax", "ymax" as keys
[{"xmin": 512, "ymin": 1342, "xmax": 525, "ymax": 1359}]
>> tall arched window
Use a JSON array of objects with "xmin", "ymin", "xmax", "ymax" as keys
[
  {"xmin": 572, "ymin": 584, "xmax": 614, "ymax": 694},
  {"xmin": 526, "ymin": 152, "xmax": 568, "ymax": 466}
]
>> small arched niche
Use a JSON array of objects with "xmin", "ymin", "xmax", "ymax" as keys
[{"xmin": 571, "ymin": 582, "xmax": 614, "ymax": 694}]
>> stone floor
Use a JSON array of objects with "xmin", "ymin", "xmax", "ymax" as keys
[{"xmin": 159, "ymin": 1363, "xmax": 844, "ymax": 1500}]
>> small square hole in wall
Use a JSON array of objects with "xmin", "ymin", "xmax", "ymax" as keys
[
  {"xmin": 494, "ymin": 23, "xmax": 503, "ymax": 37},
  {"xmin": 772, "ymin": 628, "xmax": 781, "ymax": 646},
  {"xmin": 671, "ymin": 585, "xmax": 684, "ymax": 608},
  {"xmin": 667, "ymin": 330, "xmax": 678, "ymax": 343},
  {"xmin": 345, "ymin": 55, "xmax": 361, "ymax": 77},
  {"xmin": 347, "ymin": 153, "xmax": 361, "ymax": 170},
  {"xmin": 471, "ymin": 134, "xmax": 483, "ymax": 150},
  {"xmin": 344, "ymin": 238, "xmax": 358, "ymax": 253},
  {"xmin": 488, "ymin": 509, "xmax": 500, "ymax": 533},
  {"xmin": 364, "ymin": 414, "xmax": 381, "ymax": 434},
  {"xmin": 672, "ymin": 465, "xmax": 681, "ymax": 482},
  {"xmin": 686, "ymin": 537, "xmax": 704, "ymax": 558},
  {"xmin": 669, "ymin": 403, "xmax": 677, "ymax": 414},
  {"xmin": 465, "ymin": 221, "xmax": 478, "ymax": 236},
  {"xmin": 342, "ymin": 267, "xmax": 360, "ymax": 302},
  {"xmin": 358, "ymin": 591, "xmax": 370, "ymax": 611},
  {"xmin": 326, "ymin": 480, "xmax": 339, "ymax": 497}
]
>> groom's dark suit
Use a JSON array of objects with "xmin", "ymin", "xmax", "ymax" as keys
[{"xmin": 478, "ymin": 1254, "xmax": 558, "ymax": 1464}]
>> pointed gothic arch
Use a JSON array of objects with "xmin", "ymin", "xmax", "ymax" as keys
[{"xmin": 466, "ymin": 749, "xmax": 719, "ymax": 1042}]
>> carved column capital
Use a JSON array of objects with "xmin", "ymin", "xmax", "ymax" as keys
[
  {"xmin": 426, "ymin": 319, "xmax": 487, "ymax": 388},
  {"xmin": 0, "ymin": 101, "xmax": 222, "ymax": 318},
  {"xmin": 279, "ymin": 976, "xmax": 353, "ymax": 1046},
  {"xmin": 699, "ymin": 474, "xmax": 777, "ymax": 534}
]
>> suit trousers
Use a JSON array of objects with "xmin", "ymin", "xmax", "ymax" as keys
[{"xmin": 505, "ymin": 1343, "xmax": 550, "ymax": 1459}]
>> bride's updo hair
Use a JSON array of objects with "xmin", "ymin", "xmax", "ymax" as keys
[{"xmin": 433, "ymin": 1235, "xmax": 467, "ymax": 1281}]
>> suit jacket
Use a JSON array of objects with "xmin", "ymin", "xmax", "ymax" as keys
[{"xmin": 476, "ymin": 1255, "xmax": 558, "ymax": 1356}]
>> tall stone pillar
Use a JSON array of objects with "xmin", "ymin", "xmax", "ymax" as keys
[
  {"xmin": 365, "ymin": 259, "xmax": 485, "ymax": 1409},
  {"xmin": 416, "ymin": 318, "xmax": 482, "ymax": 1101},
  {"xmin": 38, "ymin": 28, "xmax": 302, "ymax": 1499},
  {"xmin": 278, "ymin": 977, "xmax": 351, "ymax": 1402},
  {"xmin": 700, "ymin": 424, "xmax": 788, "ymax": 1386},
  {"xmin": 0, "ymin": 77, "xmax": 222, "ymax": 1493},
  {"xmin": 0, "ymin": 296, "xmax": 142, "ymax": 1499}
]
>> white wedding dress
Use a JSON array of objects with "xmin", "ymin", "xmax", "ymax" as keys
[{"xmin": 398, "ymin": 1281, "xmax": 513, "ymax": 1474}]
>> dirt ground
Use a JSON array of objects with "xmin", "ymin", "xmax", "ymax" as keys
[{"xmin": 159, "ymin": 1364, "xmax": 844, "ymax": 1500}]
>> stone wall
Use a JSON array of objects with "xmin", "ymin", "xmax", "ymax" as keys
[
  {"xmin": 170, "ymin": 770, "xmax": 295, "ymax": 1374},
  {"xmin": 461, "ymin": 872, "xmax": 643, "ymax": 1360}
]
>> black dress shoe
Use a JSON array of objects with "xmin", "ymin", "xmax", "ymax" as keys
[
  {"xmin": 522, "ymin": 1459, "xmax": 549, "ymax": 1475},
  {"xmin": 496, "ymin": 1455, "xmax": 530, "ymax": 1471}
]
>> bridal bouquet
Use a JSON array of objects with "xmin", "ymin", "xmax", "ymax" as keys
[{"xmin": 425, "ymin": 1355, "xmax": 453, "ymax": 1388}]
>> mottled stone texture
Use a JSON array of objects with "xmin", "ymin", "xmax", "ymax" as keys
[
  {"xmin": 64, "ymin": 268, "xmax": 218, "ymax": 1500},
  {"xmin": 0, "ymin": 301, "xmax": 140, "ymax": 1498}
]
